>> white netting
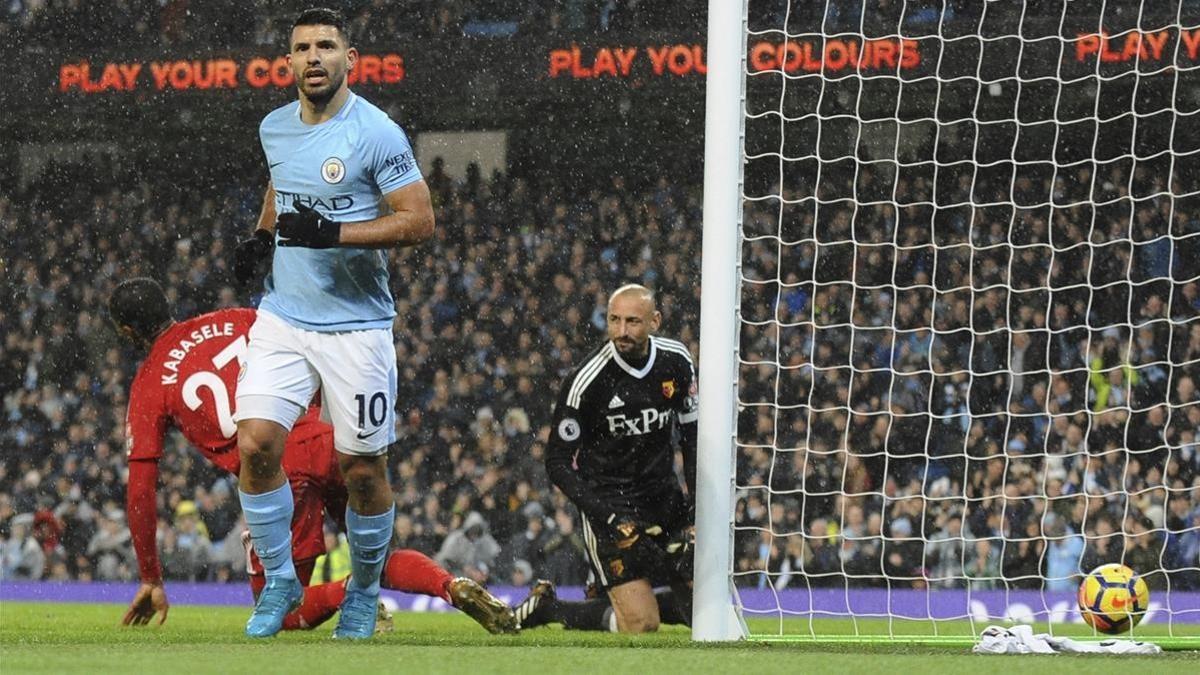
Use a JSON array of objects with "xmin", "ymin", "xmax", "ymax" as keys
[{"xmin": 732, "ymin": 0, "xmax": 1200, "ymax": 638}]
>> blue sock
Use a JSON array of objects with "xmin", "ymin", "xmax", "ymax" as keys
[
  {"xmin": 345, "ymin": 505, "xmax": 394, "ymax": 595},
  {"xmin": 239, "ymin": 483, "xmax": 296, "ymax": 581}
]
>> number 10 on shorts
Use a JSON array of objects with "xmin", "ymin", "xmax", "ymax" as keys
[{"xmin": 355, "ymin": 392, "xmax": 387, "ymax": 428}]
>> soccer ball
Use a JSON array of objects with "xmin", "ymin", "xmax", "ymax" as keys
[{"xmin": 1077, "ymin": 563, "xmax": 1150, "ymax": 634}]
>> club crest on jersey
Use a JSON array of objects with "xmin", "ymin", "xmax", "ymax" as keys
[
  {"xmin": 661, "ymin": 380, "xmax": 676, "ymax": 399},
  {"xmin": 610, "ymin": 558, "xmax": 625, "ymax": 578},
  {"xmin": 321, "ymin": 157, "xmax": 346, "ymax": 184}
]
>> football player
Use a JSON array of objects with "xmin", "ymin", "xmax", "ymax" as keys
[
  {"xmin": 110, "ymin": 278, "xmax": 516, "ymax": 634},
  {"xmin": 517, "ymin": 284, "xmax": 696, "ymax": 633}
]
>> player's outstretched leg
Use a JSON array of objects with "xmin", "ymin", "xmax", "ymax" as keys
[
  {"xmin": 513, "ymin": 581, "xmax": 622, "ymax": 632},
  {"xmin": 382, "ymin": 549, "xmax": 516, "ymax": 633},
  {"xmin": 448, "ymin": 577, "xmax": 519, "ymax": 634},
  {"xmin": 382, "ymin": 549, "xmax": 453, "ymax": 599},
  {"xmin": 277, "ymin": 549, "xmax": 505, "ymax": 632},
  {"xmin": 513, "ymin": 580, "xmax": 557, "ymax": 630}
]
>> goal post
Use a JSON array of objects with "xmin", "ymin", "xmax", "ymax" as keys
[
  {"xmin": 693, "ymin": 0, "xmax": 750, "ymax": 642},
  {"xmin": 694, "ymin": 0, "xmax": 1200, "ymax": 647}
]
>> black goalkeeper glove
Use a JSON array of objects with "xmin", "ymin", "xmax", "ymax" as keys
[
  {"xmin": 276, "ymin": 203, "xmax": 341, "ymax": 248},
  {"xmin": 666, "ymin": 528, "xmax": 696, "ymax": 581},
  {"xmin": 233, "ymin": 229, "xmax": 274, "ymax": 287}
]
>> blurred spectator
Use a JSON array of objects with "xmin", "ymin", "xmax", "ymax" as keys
[
  {"xmin": 159, "ymin": 501, "xmax": 212, "ymax": 581},
  {"xmin": 435, "ymin": 511, "xmax": 500, "ymax": 584},
  {"xmin": 509, "ymin": 558, "xmax": 534, "ymax": 587},
  {"xmin": 1045, "ymin": 517, "xmax": 1086, "ymax": 592},
  {"xmin": 504, "ymin": 502, "xmax": 551, "ymax": 582},
  {"xmin": 1, "ymin": 516, "xmax": 46, "ymax": 579},
  {"xmin": 85, "ymin": 509, "xmax": 132, "ymax": 580},
  {"xmin": 539, "ymin": 507, "xmax": 588, "ymax": 586}
]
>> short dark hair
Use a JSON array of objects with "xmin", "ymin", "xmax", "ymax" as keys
[
  {"xmin": 292, "ymin": 7, "xmax": 351, "ymax": 43},
  {"xmin": 109, "ymin": 278, "xmax": 172, "ymax": 341}
]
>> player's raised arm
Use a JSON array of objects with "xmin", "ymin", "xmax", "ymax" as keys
[
  {"xmin": 273, "ymin": 181, "xmax": 435, "ymax": 249},
  {"xmin": 274, "ymin": 117, "xmax": 435, "ymax": 249},
  {"xmin": 336, "ymin": 180, "xmax": 434, "ymax": 248},
  {"xmin": 233, "ymin": 183, "xmax": 277, "ymax": 287}
]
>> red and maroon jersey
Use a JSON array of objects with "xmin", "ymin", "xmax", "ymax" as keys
[
  {"xmin": 124, "ymin": 308, "xmax": 335, "ymax": 582},
  {"xmin": 125, "ymin": 308, "xmax": 259, "ymax": 474},
  {"xmin": 125, "ymin": 307, "xmax": 330, "ymax": 475}
]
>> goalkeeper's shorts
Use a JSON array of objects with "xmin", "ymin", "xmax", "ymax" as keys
[{"xmin": 581, "ymin": 495, "xmax": 691, "ymax": 592}]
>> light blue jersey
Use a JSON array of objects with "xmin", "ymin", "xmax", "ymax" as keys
[{"xmin": 258, "ymin": 91, "xmax": 422, "ymax": 332}]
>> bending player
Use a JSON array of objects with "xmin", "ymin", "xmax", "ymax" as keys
[
  {"xmin": 515, "ymin": 284, "xmax": 697, "ymax": 633},
  {"xmin": 110, "ymin": 278, "xmax": 516, "ymax": 634}
]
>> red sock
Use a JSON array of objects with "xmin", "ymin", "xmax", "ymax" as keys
[
  {"xmin": 282, "ymin": 581, "xmax": 345, "ymax": 630},
  {"xmin": 382, "ymin": 549, "xmax": 453, "ymax": 602}
]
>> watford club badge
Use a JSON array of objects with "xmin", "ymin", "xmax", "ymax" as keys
[
  {"xmin": 610, "ymin": 558, "xmax": 625, "ymax": 578},
  {"xmin": 662, "ymin": 379, "xmax": 676, "ymax": 399}
]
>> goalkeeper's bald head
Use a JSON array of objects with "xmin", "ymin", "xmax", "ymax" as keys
[
  {"xmin": 607, "ymin": 283, "xmax": 661, "ymax": 357},
  {"xmin": 608, "ymin": 283, "xmax": 657, "ymax": 313}
]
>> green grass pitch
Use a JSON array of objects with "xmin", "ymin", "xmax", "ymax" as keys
[{"xmin": 0, "ymin": 602, "xmax": 1196, "ymax": 674}]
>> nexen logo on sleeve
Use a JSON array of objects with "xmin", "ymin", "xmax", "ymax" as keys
[
  {"xmin": 383, "ymin": 150, "xmax": 415, "ymax": 176},
  {"xmin": 606, "ymin": 407, "xmax": 673, "ymax": 436}
]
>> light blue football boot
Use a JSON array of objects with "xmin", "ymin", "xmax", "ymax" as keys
[
  {"xmin": 332, "ymin": 585, "xmax": 379, "ymax": 640},
  {"xmin": 245, "ymin": 576, "xmax": 303, "ymax": 638}
]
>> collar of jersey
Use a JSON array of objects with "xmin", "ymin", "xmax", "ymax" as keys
[
  {"xmin": 294, "ymin": 90, "xmax": 358, "ymax": 126},
  {"xmin": 610, "ymin": 338, "xmax": 657, "ymax": 379}
]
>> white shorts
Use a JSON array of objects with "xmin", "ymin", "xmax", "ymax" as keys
[{"xmin": 233, "ymin": 310, "xmax": 397, "ymax": 455}]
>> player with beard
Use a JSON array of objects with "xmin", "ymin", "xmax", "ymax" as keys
[
  {"xmin": 230, "ymin": 7, "xmax": 434, "ymax": 639},
  {"xmin": 515, "ymin": 284, "xmax": 698, "ymax": 633},
  {"xmin": 109, "ymin": 278, "xmax": 517, "ymax": 635}
]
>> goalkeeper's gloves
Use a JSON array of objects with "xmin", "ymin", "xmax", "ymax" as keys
[
  {"xmin": 233, "ymin": 228, "xmax": 274, "ymax": 287},
  {"xmin": 666, "ymin": 528, "xmax": 696, "ymax": 581},
  {"xmin": 276, "ymin": 203, "xmax": 341, "ymax": 248}
]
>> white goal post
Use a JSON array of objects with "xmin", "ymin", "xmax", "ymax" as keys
[
  {"xmin": 694, "ymin": 0, "xmax": 749, "ymax": 643},
  {"xmin": 694, "ymin": 0, "xmax": 1200, "ymax": 646}
]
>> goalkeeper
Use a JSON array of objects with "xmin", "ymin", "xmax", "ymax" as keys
[
  {"xmin": 109, "ymin": 278, "xmax": 516, "ymax": 635},
  {"xmin": 518, "ymin": 284, "xmax": 697, "ymax": 633}
]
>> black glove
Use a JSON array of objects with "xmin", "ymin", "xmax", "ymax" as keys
[
  {"xmin": 276, "ymin": 203, "xmax": 341, "ymax": 248},
  {"xmin": 233, "ymin": 229, "xmax": 274, "ymax": 287},
  {"xmin": 666, "ymin": 528, "xmax": 696, "ymax": 581}
]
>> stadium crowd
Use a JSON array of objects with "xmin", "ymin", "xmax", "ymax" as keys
[
  {"xmin": 4, "ymin": 0, "xmax": 1200, "ymax": 592},
  {"xmin": 1, "ymin": 0, "xmax": 708, "ymax": 46},
  {"xmin": 2, "ymin": 148, "xmax": 1198, "ymax": 594},
  {"xmin": 6, "ymin": 0, "xmax": 1189, "ymax": 50},
  {"xmin": 0, "ymin": 154, "xmax": 704, "ymax": 588},
  {"xmin": 733, "ymin": 155, "xmax": 1200, "ymax": 592}
]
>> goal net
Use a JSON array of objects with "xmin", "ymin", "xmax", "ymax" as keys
[{"xmin": 695, "ymin": 0, "xmax": 1200, "ymax": 646}]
